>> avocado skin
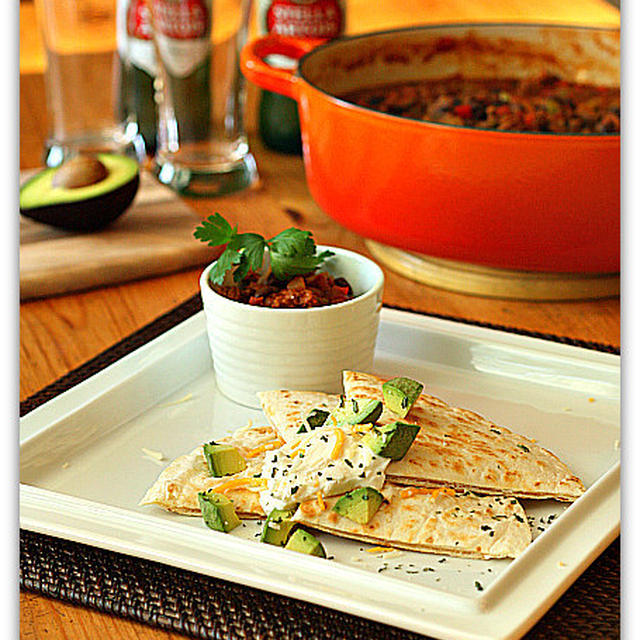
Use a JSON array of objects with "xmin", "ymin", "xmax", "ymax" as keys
[{"xmin": 20, "ymin": 172, "xmax": 139, "ymax": 232}]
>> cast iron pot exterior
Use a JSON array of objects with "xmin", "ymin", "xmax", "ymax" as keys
[{"xmin": 241, "ymin": 24, "xmax": 620, "ymax": 273}]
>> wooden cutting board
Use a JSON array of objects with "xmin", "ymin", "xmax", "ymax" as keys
[{"xmin": 20, "ymin": 170, "xmax": 217, "ymax": 300}]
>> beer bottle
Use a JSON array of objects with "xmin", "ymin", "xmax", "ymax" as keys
[
  {"xmin": 257, "ymin": 0, "xmax": 346, "ymax": 155},
  {"xmin": 150, "ymin": 0, "xmax": 212, "ymax": 145},
  {"xmin": 116, "ymin": 0, "xmax": 159, "ymax": 157}
]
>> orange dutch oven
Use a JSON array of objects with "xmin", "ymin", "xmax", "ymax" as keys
[{"xmin": 241, "ymin": 24, "xmax": 620, "ymax": 273}]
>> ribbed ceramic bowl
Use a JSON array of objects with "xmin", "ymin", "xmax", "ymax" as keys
[{"xmin": 199, "ymin": 246, "xmax": 384, "ymax": 408}]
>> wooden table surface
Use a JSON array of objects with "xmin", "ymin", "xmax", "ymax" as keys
[{"xmin": 20, "ymin": 1, "xmax": 619, "ymax": 639}]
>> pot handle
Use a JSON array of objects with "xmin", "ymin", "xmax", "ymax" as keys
[{"xmin": 240, "ymin": 35, "xmax": 324, "ymax": 100}]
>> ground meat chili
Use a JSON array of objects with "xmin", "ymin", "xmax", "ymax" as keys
[
  {"xmin": 212, "ymin": 271, "xmax": 353, "ymax": 308},
  {"xmin": 342, "ymin": 74, "xmax": 620, "ymax": 133}
]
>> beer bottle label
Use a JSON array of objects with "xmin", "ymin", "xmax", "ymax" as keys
[
  {"xmin": 258, "ymin": 0, "xmax": 345, "ymax": 39},
  {"xmin": 116, "ymin": 0, "xmax": 157, "ymax": 76},
  {"xmin": 151, "ymin": 0, "xmax": 212, "ymax": 78}
]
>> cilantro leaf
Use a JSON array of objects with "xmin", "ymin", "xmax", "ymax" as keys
[
  {"xmin": 232, "ymin": 253, "xmax": 251, "ymax": 283},
  {"xmin": 270, "ymin": 249, "xmax": 334, "ymax": 281},
  {"xmin": 269, "ymin": 228, "xmax": 316, "ymax": 258},
  {"xmin": 235, "ymin": 233, "xmax": 268, "ymax": 274},
  {"xmin": 194, "ymin": 213, "xmax": 237, "ymax": 247},
  {"xmin": 209, "ymin": 247, "xmax": 243, "ymax": 285}
]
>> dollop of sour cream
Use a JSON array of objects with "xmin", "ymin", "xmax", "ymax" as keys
[{"xmin": 259, "ymin": 426, "xmax": 389, "ymax": 514}]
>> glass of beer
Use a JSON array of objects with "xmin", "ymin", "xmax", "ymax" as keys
[
  {"xmin": 150, "ymin": 0, "xmax": 258, "ymax": 196},
  {"xmin": 34, "ymin": 0, "xmax": 146, "ymax": 167}
]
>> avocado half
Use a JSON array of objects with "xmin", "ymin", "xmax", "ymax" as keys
[{"xmin": 20, "ymin": 153, "xmax": 140, "ymax": 231}]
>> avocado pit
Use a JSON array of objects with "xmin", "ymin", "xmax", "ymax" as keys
[{"xmin": 51, "ymin": 154, "xmax": 109, "ymax": 189}]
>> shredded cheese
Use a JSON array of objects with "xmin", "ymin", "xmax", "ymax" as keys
[
  {"xmin": 400, "ymin": 487, "xmax": 456, "ymax": 500},
  {"xmin": 213, "ymin": 477, "xmax": 267, "ymax": 493},
  {"xmin": 352, "ymin": 424, "xmax": 374, "ymax": 435},
  {"xmin": 331, "ymin": 428, "xmax": 345, "ymax": 459},
  {"xmin": 366, "ymin": 546, "xmax": 396, "ymax": 553},
  {"xmin": 316, "ymin": 491, "xmax": 326, "ymax": 512},
  {"xmin": 400, "ymin": 487, "xmax": 431, "ymax": 499},
  {"xmin": 244, "ymin": 438, "xmax": 284, "ymax": 458},
  {"xmin": 141, "ymin": 447, "xmax": 165, "ymax": 460},
  {"xmin": 430, "ymin": 487, "xmax": 456, "ymax": 500}
]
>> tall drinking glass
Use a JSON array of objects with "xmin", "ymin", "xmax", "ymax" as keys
[
  {"xmin": 35, "ymin": 0, "xmax": 145, "ymax": 167},
  {"xmin": 150, "ymin": 0, "xmax": 258, "ymax": 196}
]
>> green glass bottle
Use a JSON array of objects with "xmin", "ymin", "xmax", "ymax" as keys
[
  {"xmin": 257, "ymin": 0, "xmax": 346, "ymax": 155},
  {"xmin": 116, "ymin": 0, "xmax": 159, "ymax": 157}
]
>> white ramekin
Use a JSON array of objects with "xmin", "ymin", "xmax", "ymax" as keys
[{"xmin": 199, "ymin": 246, "xmax": 384, "ymax": 408}]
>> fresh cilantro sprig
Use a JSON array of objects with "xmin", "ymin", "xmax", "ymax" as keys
[{"xmin": 194, "ymin": 213, "xmax": 333, "ymax": 285}]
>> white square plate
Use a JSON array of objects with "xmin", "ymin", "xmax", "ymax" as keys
[{"xmin": 19, "ymin": 308, "xmax": 620, "ymax": 640}]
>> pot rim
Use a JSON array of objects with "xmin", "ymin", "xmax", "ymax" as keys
[
  {"xmin": 296, "ymin": 21, "xmax": 620, "ymax": 140},
  {"xmin": 199, "ymin": 245, "xmax": 384, "ymax": 315}
]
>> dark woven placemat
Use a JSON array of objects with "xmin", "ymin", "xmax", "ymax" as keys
[{"xmin": 20, "ymin": 295, "xmax": 620, "ymax": 639}]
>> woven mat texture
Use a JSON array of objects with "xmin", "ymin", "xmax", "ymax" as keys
[{"xmin": 20, "ymin": 295, "xmax": 620, "ymax": 639}]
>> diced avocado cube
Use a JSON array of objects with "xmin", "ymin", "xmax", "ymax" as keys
[
  {"xmin": 260, "ymin": 508, "xmax": 298, "ymax": 547},
  {"xmin": 346, "ymin": 399, "xmax": 383, "ymax": 425},
  {"xmin": 297, "ymin": 408, "xmax": 331, "ymax": 433},
  {"xmin": 306, "ymin": 408, "xmax": 330, "ymax": 430},
  {"xmin": 330, "ymin": 398, "xmax": 383, "ymax": 426},
  {"xmin": 333, "ymin": 487, "xmax": 385, "ymax": 524},
  {"xmin": 197, "ymin": 491, "xmax": 241, "ymax": 532},
  {"xmin": 361, "ymin": 421, "xmax": 420, "ymax": 460},
  {"xmin": 203, "ymin": 442, "xmax": 247, "ymax": 477},
  {"xmin": 284, "ymin": 528, "xmax": 326, "ymax": 558},
  {"xmin": 382, "ymin": 377, "xmax": 424, "ymax": 418}
]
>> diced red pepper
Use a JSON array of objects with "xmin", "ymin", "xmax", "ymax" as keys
[
  {"xmin": 248, "ymin": 296, "xmax": 264, "ymax": 306},
  {"xmin": 496, "ymin": 105, "xmax": 512, "ymax": 116},
  {"xmin": 453, "ymin": 104, "xmax": 473, "ymax": 119}
]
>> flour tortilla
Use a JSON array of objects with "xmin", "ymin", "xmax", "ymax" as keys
[
  {"xmin": 343, "ymin": 371, "xmax": 585, "ymax": 501},
  {"xmin": 258, "ymin": 374, "xmax": 585, "ymax": 501},
  {"xmin": 293, "ymin": 485, "xmax": 531, "ymax": 559},
  {"xmin": 139, "ymin": 424, "xmax": 280, "ymax": 517},
  {"xmin": 258, "ymin": 390, "xmax": 341, "ymax": 443}
]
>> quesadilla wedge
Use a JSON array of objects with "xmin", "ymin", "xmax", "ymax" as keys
[
  {"xmin": 293, "ymin": 485, "xmax": 531, "ymax": 559},
  {"xmin": 258, "ymin": 376, "xmax": 585, "ymax": 501},
  {"xmin": 258, "ymin": 390, "xmax": 341, "ymax": 443},
  {"xmin": 139, "ymin": 423, "xmax": 282, "ymax": 517},
  {"xmin": 343, "ymin": 371, "xmax": 585, "ymax": 502}
]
